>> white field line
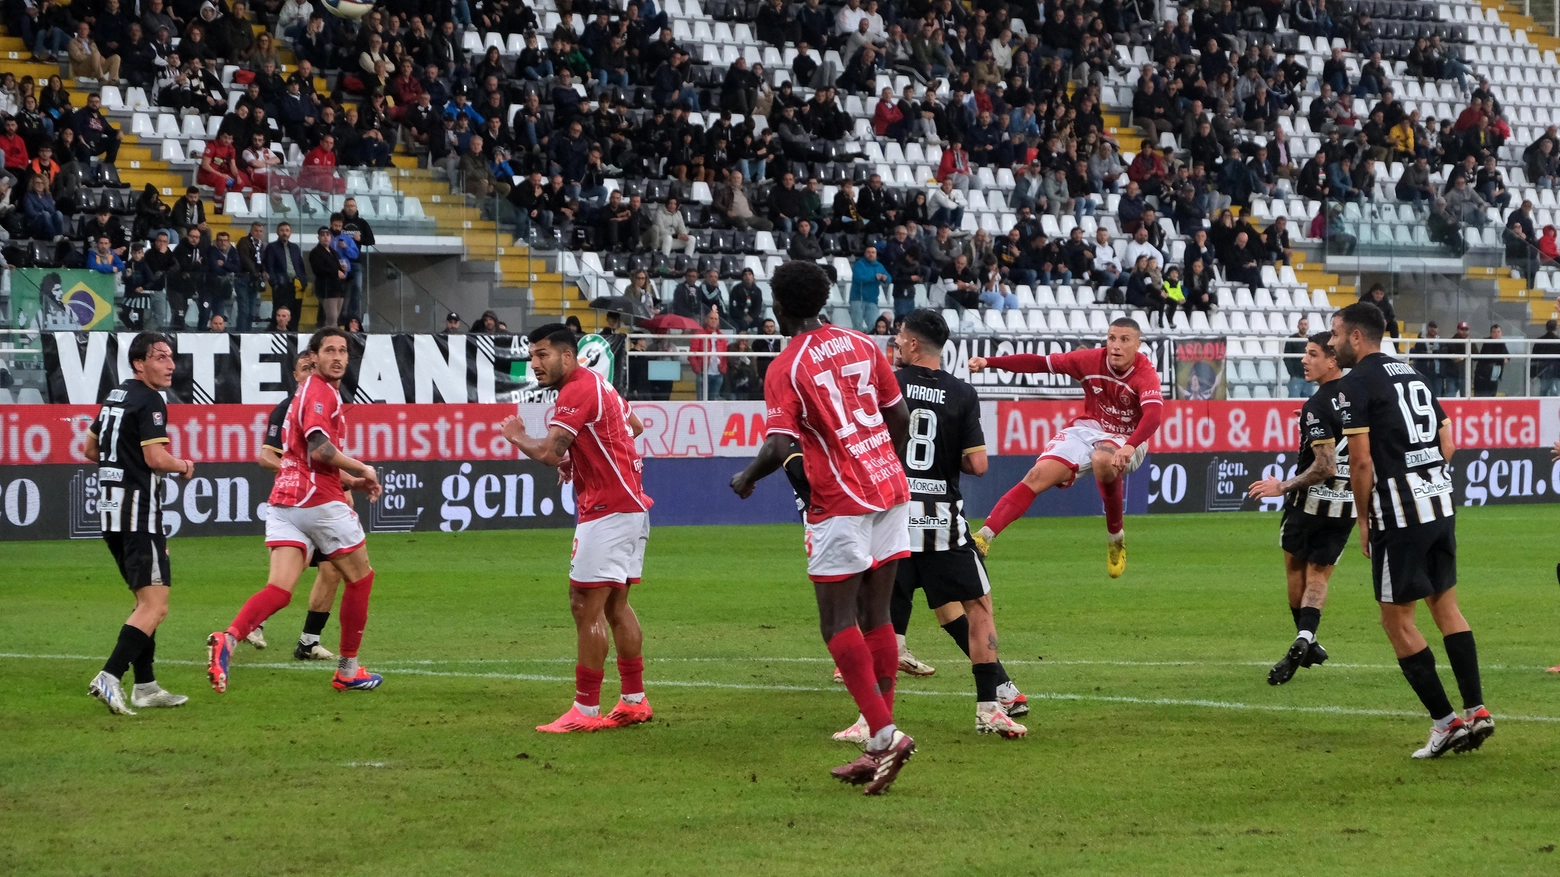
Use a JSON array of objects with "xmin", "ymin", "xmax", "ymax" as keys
[{"xmin": 6, "ymin": 652, "xmax": 1560, "ymax": 724}]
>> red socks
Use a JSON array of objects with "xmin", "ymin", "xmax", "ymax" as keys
[
  {"xmin": 984, "ymin": 482, "xmax": 1039, "ymax": 537},
  {"xmin": 862, "ymin": 624, "xmax": 898, "ymax": 716},
  {"xmin": 1098, "ymin": 475, "xmax": 1124, "ymax": 536},
  {"xmin": 226, "ymin": 584, "xmax": 292, "ymax": 640},
  {"xmin": 338, "ymin": 571, "xmax": 374, "ymax": 659},
  {"xmin": 828, "ymin": 627, "xmax": 894, "ymax": 734},
  {"xmin": 617, "ymin": 656, "xmax": 645, "ymax": 697},
  {"xmin": 575, "ymin": 664, "xmax": 604, "ymax": 708}
]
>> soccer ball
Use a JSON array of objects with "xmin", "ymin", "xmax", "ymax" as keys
[{"xmin": 321, "ymin": 0, "xmax": 375, "ymax": 20}]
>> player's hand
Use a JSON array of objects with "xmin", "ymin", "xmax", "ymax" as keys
[
  {"xmin": 968, "ymin": 356, "xmax": 988, "ymax": 373},
  {"xmin": 1551, "ymin": 438, "xmax": 1560, "ymax": 461},
  {"xmin": 501, "ymin": 415, "xmax": 528, "ymax": 446},
  {"xmin": 730, "ymin": 470, "xmax": 755, "ymax": 499},
  {"xmin": 179, "ymin": 459, "xmax": 194, "ymax": 480},
  {"xmin": 558, "ymin": 457, "xmax": 574, "ymax": 485},
  {"xmin": 1247, "ymin": 477, "xmax": 1284, "ymax": 499},
  {"xmin": 1358, "ymin": 523, "xmax": 1371, "ymax": 559},
  {"xmin": 1111, "ymin": 444, "xmax": 1135, "ymax": 472},
  {"xmin": 359, "ymin": 465, "xmax": 382, "ymax": 502}
]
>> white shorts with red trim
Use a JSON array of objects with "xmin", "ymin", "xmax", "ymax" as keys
[
  {"xmin": 265, "ymin": 501, "xmax": 366, "ymax": 559},
  {"xmin": 1039, "ymin": 425, "xmax": 1148, "ymax": 487},
  {"xmin": 804, "ymin": 503, "xmax": 912, "ymax": 583},
  {"xmin": 570, "ymin": 511, "xmax": 650, "ymax": 589}
]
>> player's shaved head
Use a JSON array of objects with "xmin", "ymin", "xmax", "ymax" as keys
[
  {"xmin": 1104, "ymin": 319, "xmax": 1142, "ymax": 372},
  {"xmin": 770, "ymin": 260, "xmax": 831, "ymax": 334},
  {"xmin": 1109, "ymin": 317, "xmax": 1142, "ymax": 334},
  {"xmin": 1330, "ymin": 302, "xmax": 1386, "ymax": 368},
  {"xmin": 526, "ymin": 322, "xmax": 578, "ymax": 387}
]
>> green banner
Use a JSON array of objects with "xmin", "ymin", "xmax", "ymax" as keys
[{"xmin": 8, "ymin": 268, "xmax": 119, "ymax": 331}]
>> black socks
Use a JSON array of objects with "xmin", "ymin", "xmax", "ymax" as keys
[
  {"xmin": 132, "ymin": 632, "xmax": 157, "ymax": 684},
  {"xmin": 1442, "ymin": 631, "xmax": 1483, "ymax": 711},
  {"xmin": 943, "ymin": 616, "xmax": 1013, "ymax": 684},
  {"xmin": 972, "ymin": 662, "xmax": 1002, "ymax": 703},
  {"xmin": 103, "ymin": 624, "xmax": 152, "ymax": 680},
  {"xmin": 1398, "ymin": 647, "xmax": 1454, "ymax": 721},
  {"xmin": 1296, "ymin": 607, "xmax": 1321, "ymax": 639},
  {"xmin": 302, "ymin": 610, "xmax": 331, "ymax": 637},
  {"xmin": 1290, "ymin": 605, "xmax": 1302, "ymax": 629}
]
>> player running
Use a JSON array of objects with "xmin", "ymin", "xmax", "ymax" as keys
[
  {"xmin": 86, "ymin": 332, "xmax": 195, "ymax": 715},
  {"xmin": 835, "ymin": 309, "xmax": 1027, "ymax": 741},
  {"xmin": 1247, "ymin": 333, "xmax": 1348, "ymax": 684},
  {"xmin": 207, "ymin": 328, "xmax": 385, "ymax": 694},
  {"xmin": 1332, "ymin": 302, "xmax": 1492, "ymax": 758},
  {"xmin": 731, "ymin": 260, "xmax": 917, "ymax": 796},
  {"xmin": 967, "ymin": 319, "xmax": 1164, "ymax": 576},
  {"xmin": 500, "ymin": 323, "xmax": 654, "ymax": 734},
  {"xmin": 257, "ymin": 349, "xmax": 342, "ymax": 662}
]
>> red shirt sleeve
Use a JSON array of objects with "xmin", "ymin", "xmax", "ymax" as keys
[
  {"xmin": 297, "ymin": 381, "xmax": 337, "ymax": 440},
  {"xmin": 548, "ymin": 374, "xmax": 598, "ymax": 436},
  {"xmin": 1126, "ymin": 361, "xmax": 1165, "ymax": 447},
  {"xmin": 983, "ymin": 354, "xmax": 1054, "ymax": 374},
  {"xmin": 764, "ymin": 356, "xmax": 801, "ymax": 438}
]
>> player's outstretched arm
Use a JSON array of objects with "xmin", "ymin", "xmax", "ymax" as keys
[
  {"xmin": 1248, "ymin": 441, "xmax": 1336, "ymax": 499},
  {"xmin": 731, "ymin": 433, "xmax": 789, "ymax": 499},
  {"xmin": 307, "ymin": 431, "xmax": 381, "ymax": 500},
  {"xmin": 968, "ymin": 354, "xmax": 1051, "ymax": 374},
  {"xmin": 500, "ymin": 415, "xmax": 575, "ymax": 467},
  {"xmin": 1346, "ymin": 433, "xmax": 1374, "ymax": 558}
]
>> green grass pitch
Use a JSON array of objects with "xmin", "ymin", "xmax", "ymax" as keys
[{"xmin": 4, "ymin": 506, "xmax": 1560, "ymax": 876}]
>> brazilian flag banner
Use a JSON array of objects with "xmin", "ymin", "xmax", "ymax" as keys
[{"xmin": 8, "ymin": 268, "xmax": 118, "ymax": 331}]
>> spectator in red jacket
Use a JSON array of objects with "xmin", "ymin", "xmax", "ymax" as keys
[
  {"xmin": 300, "ymin": 133, "xmax": 346, "ymax": 193},
  {"xmin": 937, "ymin": 139, "xmax": 973, "ymax": 192},
  {"xmin": 196, "ymin": 131, "xmax": 252, "ymax": 207},
  {"xmin": 689, "ymin": 307, "xmax": 728, "ymax": 400},
  {"xmin": 0, "ymin": 117, "xmax": 29, "ymax": 173}
]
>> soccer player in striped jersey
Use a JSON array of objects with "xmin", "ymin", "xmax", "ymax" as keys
[
  {"xmin": 207, "ymin": 328, "xmax": 385, "ymax": 694},
  {"xmin": 257, "ymin": 349, "xmax": 343, "ymax": 662},
  {"xmin": 731, "ymin": 260, "xmax": 917, "ymax": 795},
  {"xmin": 833, "ymin": 309, "xmax": 1027, "ymax": 741},
  {"xmin": 85, "ymin": 332, "xmax": 196, "ymax": 715},
  {"xmin": 966, "ymin": 319, "xmax": 1164, "ymax": 577},
  {"xmin": 1247, "ymin": 332, "xmax": 1348, "ymax": 685},
  {"xmin": 1332, "ymin": 302, "xmax": 1492, "ymax": 758},
  {"xmin": 501, "ymin": 323, "xmax": 654, "ymax": 733}
]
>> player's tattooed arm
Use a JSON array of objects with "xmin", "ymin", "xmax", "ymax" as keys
[
  {"xmin": 307, "ymin": 431, "xmax": 381, "ymax": 499},
  {"xmin": 731, "ymin": 433, "xmax": 790, "ymax": 499},
  {"xmin": 1247, "ymin": 442, "xmax": 1335, "ymax": 498},
  {"xmin": 500, "ymin": 416, "xmax": 575, "ymax": 466}
]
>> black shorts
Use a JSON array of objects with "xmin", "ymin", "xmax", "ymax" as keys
[
  {"xmin": 1280, "ymin": 509, "xmax": 1353, "ymax": 569},
  {"xmin": 103, "ymin": 530, "xmax": 170, "ymax": 591},
  {"xmin": 1370, "ymin": 516, "xmax": 1457, "ymax": 604},
  {"xmin": 896, "ymin": 548, "xmax": 991, "ymax": 609},
  {"xmin": 310, "ymin": 549, "xmax": 329, "ymax": 568}
]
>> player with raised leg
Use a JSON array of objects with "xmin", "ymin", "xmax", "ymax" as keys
[
  {"xmin": 967, "ymin": 319, "xmax": 1164, "ymax": 576},
  {"xmin": 500, "ymin": 324, "xmax": 654, "ymax": 733},
  {"xmin": 731, "ymin": 260, "xmax": 917, "ymax": 796},
  {"xmin": 1247, "ymin": 332, "xmax": 1349, "ymax": 684},
  {"xmin": 835, "ymin": 309, "xmax": 1027, "ymax": 742},
  {"xmin": 257, "ymin": 349, "xmax": 341, "ymax": 662},
  {"xmin": 1332, "ymin": 303, "xmax": 1493, "ymax": 758},
  {"xmin": 86, "ymin": 332, "xmax": 195, "ymax": 715},
  {"xmin": 207, "ymin": 328, "xmax": 384, "ymax": 694}
]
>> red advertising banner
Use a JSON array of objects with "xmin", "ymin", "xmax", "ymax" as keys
[
  {"xmin": 994, "ymin": 398, "xmax": 1546, "ymax": 455},
  {"xmin": 0, "ymin": 404, "xmax": 529, "ymax": 466}
]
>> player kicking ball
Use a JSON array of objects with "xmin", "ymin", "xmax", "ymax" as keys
[
  {"xmin": 966, "ymin": 319, "xmax": 1164, "ymax": 577},
  {"xmin": 1247, "ymin": 332, "xmax": 1349, "ymax": 684},
  {"xmin": 501, "ymin": 324, "xmax": 654, "ymax": 733},
  {"xmin": 86, "ymin": 332, "xmax": 195, "ymax": 715},
  {"xmin": 207, "ymin": 328, "xmax": 384, "ymax": 694},
  {"xmin": 835, "ymin": 309, "xmax": 1027, "ymax": 741},
  {"xmin": 257, "ymin": 349, "xmax": 344, "ymax": 662},
  {"xmin": 1333, "ymin": 303, "xmax": 1492, "ymax": 758},
  {"xmin": 732, "ymin": 260, "xmax": 917, "ymax": 796}
]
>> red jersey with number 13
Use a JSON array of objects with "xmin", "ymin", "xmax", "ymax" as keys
[
  {"xmin": 549, "ymin": 366, "xmax": 652, "ymax": 523},
  {"xmin": 765, "ymin": 325, "xmax": 910, "ymax": 521},
  {"xmin": 269, "ymin": 374, "xmax": 349, "ymax": 508}
]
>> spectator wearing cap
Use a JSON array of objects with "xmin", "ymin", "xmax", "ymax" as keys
[
  {"xmin": 445, "ymin": 312, "xmax": 463, "ymax": 334},
  {"xmin": 310, "ymin": 225, "xmax": 348, "ymax": 329}
]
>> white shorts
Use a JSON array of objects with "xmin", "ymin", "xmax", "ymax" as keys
[
  {"xmin": 804, "ymin": 503, "xmax": 912, "ymax": 583},
  {"xmin": 1040, "ymin": 424, "xmax": 1148, "ymax": 488},
  {"xmin": 265, "ymin": 501, "xmax": 366, "ymax": 559},
  {"xmin": 570, "ymin": 512, "xmax": 650, "ymax": 589}
]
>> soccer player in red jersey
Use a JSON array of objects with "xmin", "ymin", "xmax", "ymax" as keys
[
  {"xmin": 967, "ymin": 318, "xmax": 1164, "ymax": 577},
  {"xmin": 206, "ymin": 328, "xmax": 385, "ymax": 694},
  {"xmin": 501, "ymin": 324, "xmax": 655, "ymax": 734},
  {"xmin": 731, "ymin": 260, "xmax": 918, "ymax": 796}
]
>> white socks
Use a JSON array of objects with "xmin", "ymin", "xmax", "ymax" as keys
[
  {"xmin": 976, "ymin": 526, "xmax": 995, "ymax": 541},
  {"xmin": 977, "ymin": 700, "xmax": 1000, "ymax": 714},
  {"xmin": 996, "ymin": 681, "xmax": 1018, "ymax": 700},
  {"xmin": 132, "ymin": 682, "xmax": 160, "ymax": 695},
  {"xmin": 299, "ymin": 633, "xmax": 320, "ymax": 646},
  {"xmin": 622, "ymin": 693, "xmax": 646, "ymax": 705},
  {"xmin": 1296, "ymin": 630, "xmax": 1316, "ymax": 644},
  {"xmin": 338, "ymin": 656, "xmax": 358, "ymax": 677},
  {"xmin": 574, "ymin": 701, "xmax": 601, "ymax": 717},
  {"xmin": 895, "ymin": 633, "xmax": 907, "ymax": 651},
  {"xmin": 1433, "ymin": 713, "xmax": 1457, "ymax": 731},
  {"xmin": 869, "ymin": 723, "xmax": 897, "ymax": 751},
  {"xmin": 1108, "ymin": 530, "xmax": 1125, "ymax": 544}
]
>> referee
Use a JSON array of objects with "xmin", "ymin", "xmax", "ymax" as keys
[
  {"xmin": 85, "ymin": 332, "xmax": 196, "ymax": 716},
  {"xmin": 1332, "ymin": 303, "xmax": 1493, "ymax": 758}
]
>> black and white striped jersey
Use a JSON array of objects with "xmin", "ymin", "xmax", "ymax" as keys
[
  {"xmin": 1288, "ymin": 378, "xmax": 1354, "ymax": 519},
  {"xmin": 1338, "ymin": 352, "xmax": 1455, "ymax": 529},
  {"xmin": 896, "ymin": 364, "xmax": 984, "ymax": 553},
  {"xmin": 89, "ymin": 379, "xmax": 170, "ymax": 534}
]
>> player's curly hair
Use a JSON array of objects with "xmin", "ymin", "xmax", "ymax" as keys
[{"xmin": 771, "ymin": 260, "xmax": 831, "ymax": 322}]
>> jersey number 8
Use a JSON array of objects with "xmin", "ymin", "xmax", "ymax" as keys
[
  {"xmin": 905, "ymin": 408, "xmax": 938, "ymax": 471},
  {"xmin": 1393, "ymin": 380, "xmax": 1437, "ymax": 445}
]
